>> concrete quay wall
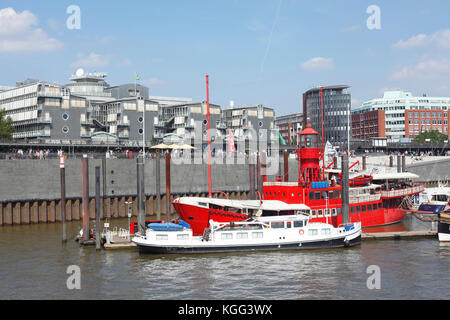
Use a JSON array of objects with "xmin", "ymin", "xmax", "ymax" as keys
[{"xmin": 0, "ymin": 157, "xmax": 298, "ymax": 226}]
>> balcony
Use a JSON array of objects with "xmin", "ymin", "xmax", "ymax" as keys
[
  {"xmin": 80, "ymin": 120, "xmax": 94, "ymax": 126},
  {"xmin": 37, "ymin": 91, "xmax": 62, "ymax": 98},
  {"xmin": 117, "ymin": 121, "xmax": 130, "ymax": 127}
]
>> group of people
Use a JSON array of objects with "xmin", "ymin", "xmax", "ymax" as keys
[{"xmin": 11, "ymin": 148, "xmax": 63, "ymax": 160}]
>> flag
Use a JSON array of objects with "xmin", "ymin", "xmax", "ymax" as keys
[
  {"xmin": 228, "ymin": 129, "xmax": 235, "ymax": 152},
  {"xmin": 135, "ymin": 73, "xmax": 140, "ymax": 81},
  {"xmin": 278, "ymin": 131, "xmax": 286, "ymax": 146}
]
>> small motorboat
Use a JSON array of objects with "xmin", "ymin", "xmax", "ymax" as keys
[{"xmin": 132, "ymin": 213, "xmax": 362, "ymax": 255}]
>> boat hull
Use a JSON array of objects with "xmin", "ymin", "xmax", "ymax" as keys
[
  {"xmin": 438, "ymin": 214, "xmax": 450, "ymax": 242},
  {"xmin": 136, "ymin": 234, "xmax": 361, "ymax": 254}
]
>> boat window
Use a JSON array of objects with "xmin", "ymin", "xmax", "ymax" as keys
[
  {"xmin": 177, "ymin": 234, "xmax": 189, "ymax": 240},
  {"xmin": 279, "ymin": 210, "xmax": 295, "ymax": 216},
  {"xmin": 314, "ymin": 192, "xmax": 321, "ymax": 200},
  {"xmin": 309, "ymin": 192, "xmax": 314, "ymax": 200},
  {"xmin": 293, "ymin": 220, "xmax": 304, "ymax": 228},
  {"xmin": 262, "ymin": 210, "xmax": 278, "ymax": 217},
  {"xmin": 334, "ymin": 191, "xmax": 339, "ymax": 199},
  {"xmin": 321, "ymin": 228, "xmax": 331, "ymax": 235},
  {"xmin": 198, "ymin": 202, "xmax": 209, "ymax": 208},
  {"xmin": 311, "ymin": 210, "xmax": 317, "ymax": 217},
  {"xmin": 383, "ymin": 200, "xmax": 388, "ymax": 209},
  {"xmin": 337, "ymin": 207, "xmax": 342, "ymax": 215},
  {"xmin": 236, "ymin": 232, "xmax": 248, "ymax": 239},
  {"xmin": 351, "ymin": 207, "xmax": 355, "ymax": 214},
  {"xmin": 356, "ymin": 206, "xmax": 361, "ymax": 213},
  {"xmin": 329, "ymin": 191, "xmax": 334, "ymax": 200},
  {"xmin": 252, "ymin": 232, "xmax": 263, "ymax": 239},
  {"xmin": 156, "ymin": 234, "xmax": 168, "ymax": 241},
  {"xmin": 332, "ymin": 208, "xmax": 337, "ymax": 216},
  {"xmin": 271, "ymin": 221, "xmax": 284, "ymax": 229},
  {"xmin": 286, "ymin": 222, "xmax": 292, "ymax": 228},
  {"xmin": 368, "ymin": 204, "xmax": 372, "ymax": 211},
  {"xmin": 224, "ymin": 207, "xmax": 241, "ymax": 213},
  {"xmin": 362, "ymin": 205, "xmax": 366, "ymax": 212},
  {"xmin": 308, "ymin": 229, "xmax": 318, "ymax": 236},
  {"xmin": 322, "ymin": 191, "xmax": 328, "ymax": 199},
  {"xmin": 221, "ymin": 233, "xmax": 233, "ymax": 240},
  {"xmin": 378, "ymin": 203, "xmax": 383, "ymax": 210},
  {"xmin": 325, "ymin": 209, "xmax": 331, "ymax": 217},
  {"xmin": 318, "ymin": 209, "xmax": 323, "ymax": 217}
]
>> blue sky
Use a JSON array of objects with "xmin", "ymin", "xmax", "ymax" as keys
[{"xmin": 1, "ymin": 0, "xmax": 450, "ymax": 115}]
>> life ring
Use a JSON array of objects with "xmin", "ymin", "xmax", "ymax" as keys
[{"xmin": 299, "ymin": 229, "xmax": 304, "ymax": 235}]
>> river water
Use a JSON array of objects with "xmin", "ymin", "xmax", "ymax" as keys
[{"xmin": 0, "ymin": 215, "xmax": 449, "ymax": 300}]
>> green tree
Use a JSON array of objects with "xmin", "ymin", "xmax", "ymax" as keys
[
  {"xmin": 0, "ymin": 109, "xmax": 14, "ymax": 139},
  {"xmin": 413, "ymin": 130, "xmax": 448, "ymax": 143}
]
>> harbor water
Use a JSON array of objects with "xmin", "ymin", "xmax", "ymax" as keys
[{"xmin": 0, "ymin": 215, "xmax": 449, "ymax": 300}]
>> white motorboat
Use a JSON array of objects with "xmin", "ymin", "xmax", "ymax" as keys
[{"xmin": 132, "ymin": 212, "xmax": 362, "ymax": 254}]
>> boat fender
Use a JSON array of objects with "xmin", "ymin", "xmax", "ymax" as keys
[
  {"xmin": 344, "ymin": 239, "xmax": 350, "ymax": 247},
  {"xmin": 299, "ymin": 229, "xmax": 304, "ymax": 235}
]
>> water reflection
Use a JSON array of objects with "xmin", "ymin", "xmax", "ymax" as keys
[{"xmin": 0, "ymin": 216, "xmax": 448, "ymax": 300}]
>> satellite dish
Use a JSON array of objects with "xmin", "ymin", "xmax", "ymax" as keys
[{"xmin": 75, "ymin": 68, "xmax": 84, "ymax": 77}]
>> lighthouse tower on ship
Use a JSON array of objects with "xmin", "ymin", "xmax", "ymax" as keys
[{"xmin": 298, "ymin": 123, "xmax": 324, "ymax": 186}]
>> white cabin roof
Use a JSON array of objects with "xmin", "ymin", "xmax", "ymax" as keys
[
  {"xmin": 175, "ymin": 197, "xmax": 311, "ymax": 211},
  {"xmin": 372, "ymin": 172, "xmax": 419, "ymax": 180}
]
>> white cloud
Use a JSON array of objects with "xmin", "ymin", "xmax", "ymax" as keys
[
  {"xmin": 301, "ymin": 57, "xmax": 334, "ymax": 70},
  {"xmin": 0, "ymin": 7, "xmax": 63, "ymax": 53},
  {"xmin": 394, "ymin": 29, "xmax": 450, "ymax": 49},
  {"xmin": 391, "ymin": 58, "xmax": 450, "ymax": 80},
  {"xmin": 394, "ymin": 34, "xmax": 429, "ymax": 49},
  {"xmin": 71, "ymin": 53, "xmax": 111, "ymax": 68},
  {"xmin": 143, "ymin": 77, "xmax": 166, "ymax": 86}
]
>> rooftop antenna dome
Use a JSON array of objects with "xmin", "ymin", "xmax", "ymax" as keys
[{"xmin": 75, "ymin": 68, "xmax": 85, "ymax": 77}]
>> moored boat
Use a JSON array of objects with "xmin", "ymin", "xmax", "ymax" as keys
[{"xmin": 132, "ymin": 212, "xmax": 362, "ymax": 254}]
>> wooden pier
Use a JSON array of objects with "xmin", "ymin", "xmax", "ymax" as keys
[{"xmin": 361, "ymin": 230, "xmax": 437, "ymax": 240}]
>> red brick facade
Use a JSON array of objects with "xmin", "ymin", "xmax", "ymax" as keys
[
  {"xmin": 405, "ymin": 110, "xmax": 449, "ymax": 139},
  {"xmin": 351, "ymin": 110, "xmax": 386, "ymax": 140}
]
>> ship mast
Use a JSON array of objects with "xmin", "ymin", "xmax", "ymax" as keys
[
  {"xmin": 206, "ymin": 74, "xmax": 212, "ymax": 197},
  {"xmin": 320, "ymin": 87, "xmax": 325, "ymax": 180}
]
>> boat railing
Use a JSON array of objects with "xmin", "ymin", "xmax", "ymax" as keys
[
  {"xmin": 349, "ymin": 194, "xmax": 381, "ymax": 204},
  {"xmin": 263, "ymin": 181, "xmax": 299, "ymax": 187},
  {"xmin": 381, "ymin": 185, "xmax": 425, "ymax": 198}
]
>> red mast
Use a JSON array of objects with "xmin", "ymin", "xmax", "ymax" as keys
[
  {"xmin": 206, "ymin": 74, "xmax": 212, "ymax": 197},
  {"xmin": 320, "ymin": 87, "xmax": 325, "ymax": 180}
]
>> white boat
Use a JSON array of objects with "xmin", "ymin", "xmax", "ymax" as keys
[
  {"xmin": 415, "ymin": 184, "xmax": 450, "ymax": 215},
  {"xmin": 132, "ymin": 212, "xmax": 362, "ymax": 254}
]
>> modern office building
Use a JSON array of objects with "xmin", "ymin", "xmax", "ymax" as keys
[
  {"xmin": 303, "ymin": 85, "xmax": 351, "ymax": 148},
  {"xmin": 0, "ymin": 71, "xmax": 279, "ymax": 147},
  {"xmin": 275, "ymin": 113, "xmax": 303, "ymax": 145},
  {"xmin": 353, "ymin": 91, "xmax": 450, "ymax": 141},
  {"xmin": 351, "ymin": 110, "xmax": 386, "ymax": 141},
  {"xmin": 0, "ymin": 71, "xmax": 160, "ymax": 143}
]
